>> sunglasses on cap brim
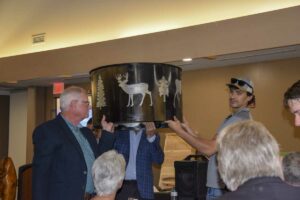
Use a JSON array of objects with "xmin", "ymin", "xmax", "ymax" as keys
[{"xmin": 231, "ymin": 78, "xmax": 253, "ymax": 89}]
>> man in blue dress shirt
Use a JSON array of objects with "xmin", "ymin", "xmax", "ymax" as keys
[{"xmin": 113, "ymin": 122, "xmax": 164, "ymax": 200}]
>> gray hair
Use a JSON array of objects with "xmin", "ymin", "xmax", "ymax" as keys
[
  {"xmin": 59, "ymin": 86, "xmax": 87, "ymax": 112},
  {"xmin": 282, "ymin": 152, "xmax": 300, "ymax": 186},
  {"xmin": 217, "ymin": 120, "xmax": 283, "ymax": 191},
  {"xmin": 92, "ymin": 150, "xmax": 126, "ymax": 196}
]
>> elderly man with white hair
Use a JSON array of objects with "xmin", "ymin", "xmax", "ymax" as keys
[
  {"xmin": 32, "ymin": 86, "xmax": 115, "ymax": 200},
  {"xmin": 217, "ymin": 120, "xmax": 300, "ymax": 200},
  {"xmin": 91, "ymin": 150, "xmax": 126, "ymax": 200}
]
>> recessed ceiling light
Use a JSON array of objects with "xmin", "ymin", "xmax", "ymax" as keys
[{"xmin": 182, "ymin": 58, "xmax": 192, "ymax": 62}]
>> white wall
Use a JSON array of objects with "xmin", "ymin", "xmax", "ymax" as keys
[{"xmin": 8, "ymin": 90, "xmax": 28, "ymax": 174}]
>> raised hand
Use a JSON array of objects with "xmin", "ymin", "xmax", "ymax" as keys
[
  {"xmin": 165, "ymin": 116, "xmax": 184, "ymax": 132},
  {"xmin": 181, "ymin": 117, "xmax": 198, "ymax": 136},
  {"xmin": 101, "ymin": 115, "xmax": 114, "ymax": 133},
  {"xmin": 143, "ymin": 122, "xmax": 157, "ymax": 138}
]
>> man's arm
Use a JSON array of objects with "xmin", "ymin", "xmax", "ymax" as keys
[
  {"xmin": 166, "ymin": 117, "xmax": 217, "ymax": 157},
  {"xmin": 97, "ymin": 115, "xmax": 115, "ymax": 155},
  {"xmin": 144, "ymin": 122, "xmax": 164, "ymax": 164},
  {"xmin": 149, "ymin": 134, "xmax": 164, "ymax": 164},
  {"xmin": 97, "ymin": 130, "xmax": 115, "ymax": 155}
]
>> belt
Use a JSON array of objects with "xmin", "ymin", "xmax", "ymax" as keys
[{"xmin": 84, "ymin": 192, "xmax": 96, "ymax": 200}]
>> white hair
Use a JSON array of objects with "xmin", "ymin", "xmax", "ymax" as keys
[
  {"xmin": 217, "ymin": 120, "xmax": 283, "ymax": 191},
  {"xmin": 92, "ymin": 150, "xmax": 126, "ymax": 196},
  {"xmin": 59, "ymin": 86, "xmax": 87, "ymax": 112}
]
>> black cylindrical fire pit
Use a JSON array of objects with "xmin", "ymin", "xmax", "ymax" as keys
[{"xmin": 90, "ymin": 63, "xmax": 182, "ymax": 128}]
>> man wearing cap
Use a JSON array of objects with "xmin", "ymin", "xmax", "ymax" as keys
[
  {"xmin": 166, "ymin": 77, "xmax": 255, "ymax": 200},
  {"xmin": 284, "ymin": 80, "xmax": 300, "ymax": 127}
]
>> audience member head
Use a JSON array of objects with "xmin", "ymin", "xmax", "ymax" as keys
[
  {"xmin": 87, "ymin": 118, "xmax": 93, "ymax": 130},
  {"xmin": 92, "ymin": 150, "xmax": 126, "ymax": 198},
  {"xmin": 284, "ymin": 80, "xmax": 300, "ymax": 126},
  {"xmin": 282, "ymin": 152, "xmax": 300, "ymax": 186},
  {"xmin": 217, "ymin": 120, "xmax": 283, "ymax": 191}
]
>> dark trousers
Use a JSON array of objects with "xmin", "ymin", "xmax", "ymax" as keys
[{"xmin": 116, "ymin": 180, "xmax": 154, "ymax": 200}]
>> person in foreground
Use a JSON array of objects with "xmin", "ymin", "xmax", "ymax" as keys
[
  {"xmin": 32, "ymin": 86, "xmax": 115, "ymax": 200},
  {"xmin": 166, "ymin": 77, "xmax": 255, "ymax": 199},
  {"xmin": 282, "ymin": 152, "xmax": 300, "ymax": 187},
  {"xmin": 91, "ymin": 150, "xmax": 126, "ymax": 200},
  {"xmin": 284, "ymin": 80, "xmax": 300, "ymax": 126},
  {"xmin": 216, "ymin": 120, "xmax": 300, "ymax": 200}
]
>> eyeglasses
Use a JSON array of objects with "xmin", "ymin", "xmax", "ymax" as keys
[{"xmin": 231, "ymin": 78, "xmax": 253, "ymax": 89}]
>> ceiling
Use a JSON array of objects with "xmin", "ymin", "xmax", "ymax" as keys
[
  {"xmin": 1, "ymin": 0, "xmax": 300, "ymax": 91},
  {"xmin": 2, "ymin": 0, "xmax": 300, "ymax": 58}
]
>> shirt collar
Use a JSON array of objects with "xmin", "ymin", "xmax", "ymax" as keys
[
  {"xmin": 233, "ymin": 107, "xmax": 249, "ymax": 115},
  {"xmin": 61, "ymin": 115, "xmax": 82, "ymax": 131}
]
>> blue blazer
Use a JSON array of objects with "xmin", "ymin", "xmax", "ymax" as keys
[
  {"xmin": 32, "ymin": 114, "xmax": 115, "ymax": 200},
  {"xmin": 114, "ymin": 130, "xmax": 164, "ymax": 199}
]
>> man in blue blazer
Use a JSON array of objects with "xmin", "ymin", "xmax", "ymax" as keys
[
  {"xmin": 32, "ymin": 86, "xmax": 115, "ymax": 200},
  {"xmin": 114, "ymin": 123, "xmax": 164, "ymax": 200}
]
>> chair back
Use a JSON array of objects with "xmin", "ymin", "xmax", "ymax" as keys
[
  {"xmin": 17, "ymin": 164, "xmax": 32, "ymax": 200},
  {"xmin": 0, "ymin": 157, "xmax": 17, "ymax": 200}
]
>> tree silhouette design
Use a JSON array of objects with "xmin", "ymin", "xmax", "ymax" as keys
[{"xmin": 96, "ymin": 74, "xmax": 106, "ymax": 108}]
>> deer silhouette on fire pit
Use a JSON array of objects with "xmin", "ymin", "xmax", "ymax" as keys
[{"xmin": 116, "ymin": 73, "xmax": 153, "ymax": 107}]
